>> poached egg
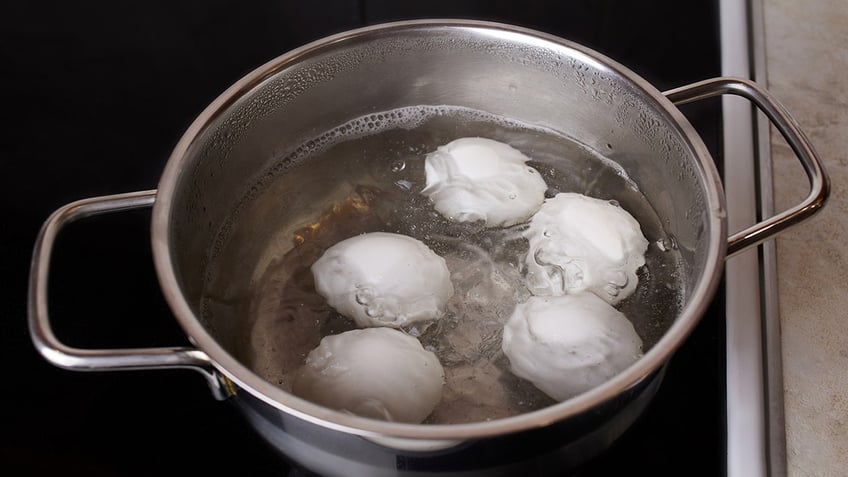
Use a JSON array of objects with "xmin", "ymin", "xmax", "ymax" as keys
[
  {"xmin": 421, "ymin": 137, "xmax": 547, "ymax": 227},
  {"xmin": 292, "ymin": 327, "xmax": 445, "ymax": 423},
  {"xmin": 311, "ymin": 232, "xmax": 454, "ymax": 328},
  {"xmin": 523, "ymin": 192, "xmax": 649, "ymax": 305},
  {"xmin": 501, "ymin": 293, "xmax": 643, "ymax": 402}
]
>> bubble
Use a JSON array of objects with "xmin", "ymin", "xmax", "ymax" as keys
[
  {"xmin": 604, "ymin": 284, "xmax": 621, "ymax": 297},
  {"xmin": 656, "ymin": 235, "xmax": 678, "ymax": 252},
  {"xmin": 355, "ymin": 291, "xmax": 371, "ymax": 305}
]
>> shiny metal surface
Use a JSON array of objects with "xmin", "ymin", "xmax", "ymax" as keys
[
  {"xmin": 234, "ymin": 366, "xmax": 666, "ymax": 477},
  {"xmin": 26, "ymin": 190, "xmax": 228, "ymax": 400},
  {"xmin": 719, "ymin": 0, "xmax": 790, "ymax": 475},
  {"xmin": 664, "ymin": 77, "xmax": 830, "ymax": 256},
  {"xmin": 749, "ymin": 0, "xmax": 789, "ymax": 471},
  {"xmin": 718, "ymin": 2, "xmax": 769, "ymax": 474}
]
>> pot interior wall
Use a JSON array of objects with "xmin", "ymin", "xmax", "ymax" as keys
[{"xmin": 164, "ymin": 23, "xmax": 716, "ymax": 383}]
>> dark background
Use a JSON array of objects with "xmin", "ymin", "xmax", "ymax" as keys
[{"xmin": 1, "ymin": 1, "xmax": 724, "ymax": 475}]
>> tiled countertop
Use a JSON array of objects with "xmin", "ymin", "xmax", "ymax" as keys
[{"xmin": 764, "ymin": 0, "xmax": 848, "ymax": 475}]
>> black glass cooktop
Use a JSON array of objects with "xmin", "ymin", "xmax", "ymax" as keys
[{"xmin": 1, "ymin": 1, "xmax": 723, "ymax": 475}]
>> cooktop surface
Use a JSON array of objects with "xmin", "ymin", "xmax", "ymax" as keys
[{"xmin": 1, "ymin": 1, "xmax": 725, "ymax": 475}]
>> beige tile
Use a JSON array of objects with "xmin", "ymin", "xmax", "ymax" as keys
[{"xmin": 764, "ymin": 0, "xmax": 848, "ymax": 475}]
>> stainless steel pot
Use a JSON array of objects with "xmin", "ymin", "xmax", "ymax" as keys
[{"xmin": 28, "ymin": 20, "xmax": 828, "ymax": 476}]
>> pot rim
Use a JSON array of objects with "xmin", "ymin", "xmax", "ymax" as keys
[{"xmin": 151, "ymin": 19, "xmax": 728, "ymax": 441}]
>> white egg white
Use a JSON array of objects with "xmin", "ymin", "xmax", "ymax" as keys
[
  {"xmin": 501, "ymin": 293, "xmax": 643, "ymax": 402},
  {"xmin": 292, "ymin": 327, "xmax": 445, "ymax": 423},
  {"xmin": 523, "ymin": 192, "xmax": 649, "ymax": 305},
  {"xmin": 311, "ymin": 232, "xmax": 454, "ymax": 328},
  {"xmin": 421, "ymin": 137, "xmax": 548, "ymax": 227}
]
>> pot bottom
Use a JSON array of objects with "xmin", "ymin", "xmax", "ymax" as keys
[{"xmin": 230, "ymin": 365, "xmax": 666, "ymax": 477}]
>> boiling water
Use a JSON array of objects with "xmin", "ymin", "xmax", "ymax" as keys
[{"xmin": 200, "ymin": 106, "xmax": 683, "ymax": 424}]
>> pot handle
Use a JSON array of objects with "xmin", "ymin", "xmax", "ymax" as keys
[
  {"xmin": 27, "ymin": 190, "xmax": 231, "ymax": 400},
  {"xmin": 664, "ymin": 77, "xmax": 830, "ymax": 256}
]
